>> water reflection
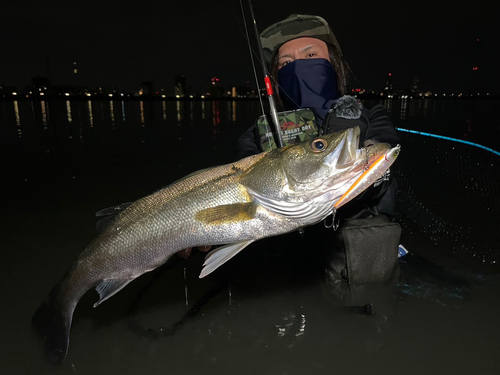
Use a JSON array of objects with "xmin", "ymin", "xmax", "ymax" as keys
[
  {"xmin": 1, "ymin": 99, "xmax": 497, "ymax": 151},
  {"xmin": 212, "ymin": 101, "xmax": 220, "ymax": 138},
  {"xmin": 109, "ymin": 101, "xmax": 115, "ymax": 127},
  {"xmin": 275, "ymin": 310, "xmax": 306, "ymax": 339},
  {"xmin": 400, "ymin": 98, "xmax": 407, "ymax": 120},
  {"xmin": 88, "ymin": 101, "xmax": 94, "ymax": 127},
  {"xmin": 140, "ymin": 101, "xmax": 145, "ymax": 126},
  {"xmin": 176, "ymin": 100, "xmax": 183, "ymax": 122},
  {"xmin": 66, "ymin": 100, "xmax": 72, "ymax": 123},
  {"xmin": 13, "ymin": 101, "xmax": 21, "ymax": 137},
  {"xmin": 41, "ymin": 100, "xmax": 48, "ymax": 128},
  {"xmin": 382, "ymin": 99, "xmax": 392, "ymax": 114}
]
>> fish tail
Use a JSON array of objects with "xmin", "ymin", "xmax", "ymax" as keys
[{"xmin": 32, "ymin": 290, "xmax": 74, "ymax": 364}]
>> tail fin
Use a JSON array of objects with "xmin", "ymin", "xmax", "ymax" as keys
[{"xmin": 32, "ymin": 294, "xmax": 73, "ymax": 364}]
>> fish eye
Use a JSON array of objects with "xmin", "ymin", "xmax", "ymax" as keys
[{"xmin": 310, "ymin": 138, "xmax": 328, "ymax": 153}]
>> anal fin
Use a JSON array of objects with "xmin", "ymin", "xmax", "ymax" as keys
[
  {"xmin": 94, "ymin": 278, "xmax": 134, "ymax": 308},
  {"xmin": 199, "ymin": 240, "xmax": 254, "ymax": 278}
]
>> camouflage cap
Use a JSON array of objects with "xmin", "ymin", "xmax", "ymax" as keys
[{"xmin": 260, "ymin": 14, "xmax": 342, "ymax": 66}]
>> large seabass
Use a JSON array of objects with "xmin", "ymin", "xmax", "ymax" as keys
[{"xmin": 32, "ymin": 127, "xmax": 400, "ymax": 362}]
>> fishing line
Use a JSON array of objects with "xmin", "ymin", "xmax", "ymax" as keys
[
  {"xmin": 238, "ymin": 0, "xmax": 265, "ymax": 117},
  {"xmin": 246, "ymin": 0, "xmax": 284, "ymax": 147},
  {"xmin": 396, "ymin": 128, "xmax": 500, "ymax": 156}
]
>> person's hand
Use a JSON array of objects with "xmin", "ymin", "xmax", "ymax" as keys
[{"xmin": 176, "ymin": 246, "xmax": 212, "ymax": 259}]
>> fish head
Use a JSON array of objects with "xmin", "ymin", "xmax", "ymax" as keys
[
  {"xmin": 280, "ymin": 127, "xmax": 391, "ymax": 200},
  {"xmin": 280, "ymin": 127, "xmax": 363, "ymax": 193},
  {"xmin": 240, "ymin": 127, "xmax": 393, "ymax": 223}
]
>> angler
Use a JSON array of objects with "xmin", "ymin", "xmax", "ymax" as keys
[{"xmin": 236, "ymin": 14, "xmax": 402, "ymax": 294}]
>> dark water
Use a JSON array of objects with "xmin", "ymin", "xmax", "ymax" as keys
[{"xmin": 2, "ymin": 99, "xmax": 500, "ymax": 374}]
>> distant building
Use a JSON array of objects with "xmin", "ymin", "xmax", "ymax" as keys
[
  {"xmin": 31, "ymin": 75, "xmax": 50, "ymax": 90},
  {"xmin": 206, "ymin": 77, "xmax": 224, "ymax": 98},
  {"xmin": 383, "ymin": 73, "xmax": 393, "ymax": 95},
  {"xmin": 73, "ymin": 61, "xmax": 79, "ymax": 85},
  {"xmin": 174, "ymin": 75, "xmax": 186, "ymax": 97},
  {"xmin": 411, "ymin": 77, "xmax": 420, "ymax": 95},
  {"xmin": 235, "ymin": 85, "xmax": 255, "ymax": 98},
  {"xmin": 0, "ymin": 85, "xmax": 18, "ymax": 97},
  {"xmin": 140, "ymin": 81, "xmax": 155, "ymax": 96}
]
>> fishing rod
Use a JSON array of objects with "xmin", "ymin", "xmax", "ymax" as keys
[{"xmin": 242, "ymin": 0, "xmax": 284, "ymax": 148}]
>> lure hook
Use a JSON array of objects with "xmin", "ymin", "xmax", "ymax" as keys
[{"xmin": 324, "ymin": 209, "xmax": 338, "ymax": 230}]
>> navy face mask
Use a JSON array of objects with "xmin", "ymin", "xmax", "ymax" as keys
[{"xmin": 278, "ymin": 58, "xmax": 339, "ymax": 122}]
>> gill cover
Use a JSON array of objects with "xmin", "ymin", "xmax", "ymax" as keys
[{"xmin": 280, "ymin": 127, "xmax": 360, "ymax": 192}]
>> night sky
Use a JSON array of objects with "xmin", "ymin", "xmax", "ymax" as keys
[{"xmin": 1, "ymin": 0, "xmax": 498, "ymax": 94}]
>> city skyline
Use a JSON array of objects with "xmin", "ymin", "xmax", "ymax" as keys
[
  {"xmin": 1, "ymin": 1, "xmax": 498, "ymax": 94},
  {"xmin": 2, "ymin": 70, "xmax": 495, "ymax": 100}
]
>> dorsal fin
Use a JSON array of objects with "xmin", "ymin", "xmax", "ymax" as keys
[{"xmin": 95, "ymin": 202, "xmax": 134, "ymax": 233}]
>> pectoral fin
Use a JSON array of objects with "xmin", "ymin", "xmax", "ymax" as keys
[
  {"xmin": 94, "ymin": 278, "xmax": 134, "ymax": 307},
  {"xmin": 195, "ymin": 202, "xmax": 256, "ymax": 225},
  {"xmin": 199, "ymin": 240, "xmax": 254, "ymax": 278}
]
